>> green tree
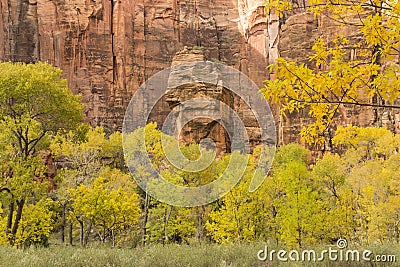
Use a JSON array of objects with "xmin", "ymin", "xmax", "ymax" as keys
[
  {"xmin": 68, "ymin": 168, "xmax": 140, "ymax": 247},
  {"xmin": 50, "ymin": 125, "xmax": 124, "ymax": 245},
  {"xmin": 311, "ymin": 153, "xmax": 355, "ymax": 241},
  {"xmin": 124, "ymin": 123, "xmax": 217, "ymax": 245},
  {"xmin": 256, "ymin": 144, "xmax": 348, "ymax": 247},
  {"xmin": 271, "ymin": 145, "xmax": 327, "ymax": 247},
  {"xmin": 0, "ymin": 62, "xmax": 83, "ymax": 245},
  {"xmin": 206, "ymin": 150, "xmax": 264, "ymax": 243}
]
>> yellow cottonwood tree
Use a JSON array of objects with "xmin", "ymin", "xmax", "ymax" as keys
[
  {"xmin": 68, "ymin": 168, "xmax": 140, "ymax": 247},
  {"xmin": 0, "ymin": 198, "xmax": 56, "ymax": 248},
  {"xmin": 271, "ymin": 145, "xmax": 330, "ymax": 248},
  {"xmin": 262, "ymin": 0, "xmax": 400, "ymax": 145},
  {"xmin": 50, "ymin": 125, "xmax": 124, "ymax": 245},
  {"xmin": 206, "ymin": 148, "xmax": 271, "ymax": 243},
  {"xmin": 334, "ymin": 126, "xmax": 400, "ymax": 244}
]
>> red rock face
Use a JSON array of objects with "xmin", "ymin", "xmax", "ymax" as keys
[
  {"xmin": 5, "ymin": 1, "xmax": 396, "ymax": 152},
  {"xmin": 0, "ymin": 0, "xmax": 275, "ymax": 133}
]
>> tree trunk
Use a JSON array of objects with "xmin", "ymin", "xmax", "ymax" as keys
[
  {"xmin": 68, "ymin": 221, "xmax": 73, "ymax": 245},
  {"xmin": 6, "ymin": 201, "xmax": 14, "ymax": 236},
  {"xmin": 61, "ymin": 202, "xmax": 66, "ymax": 243},
  {"xmin": 83, "ymin": 221, "xmax": 92, "ymax": 246},
  {"xmin": 163, "ymin": 206, "xmax": 172, "ymax": 245},
  {"xmin": 10, "ymin": 199, "xmax": 24, "ymax": 245},
  {"xmin": 111, "ymin": 229, "xmax": 115, "ymax": 247},
  {"xmin": 370, "ymin": 4, "xmax": 383, "ymax": 127},
  {"xmin": 196, "ymin": 205, "xmax": 206, "ymax": 242},
  {"xmin": 141, "ymin": 191, "xmax": 149, "ymax": 246},
  {"xmin": 79, "ymin": 220, "xmax": 84, "ymax": 246}
]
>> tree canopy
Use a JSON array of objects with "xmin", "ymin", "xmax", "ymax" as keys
[
  {"xmin": 262, "ymin": 0, "xmax": 400, "ymax": 145},
  {"xmin": 0, "ymin": 62, "xmax": 83, "ymax": 246}
]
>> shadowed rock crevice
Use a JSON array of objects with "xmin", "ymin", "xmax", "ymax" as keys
[{"xmin": 164, "ymin": 47, "xmax": 262, "ymax": 155}]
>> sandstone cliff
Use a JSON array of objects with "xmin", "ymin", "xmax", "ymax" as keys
[
  {"xmin": 0, "ymin": 0, "xmax": 277, "ymax": 132},
  {"xmin": 2, "ymin": 1, "xmax": 398, "ymax": 152},
  {"xmin": 164, "ymin": 47, "xmax": 267, "ymax": 155}
]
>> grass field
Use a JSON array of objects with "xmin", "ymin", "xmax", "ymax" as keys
[{"xmin": 0, "ymin": 242, "xmax": 398, "ymax": 267}]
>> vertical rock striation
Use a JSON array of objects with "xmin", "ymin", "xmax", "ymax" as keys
[{"xmin": 0, "ymin": 0, "xmax": 274, "ymax": 133}]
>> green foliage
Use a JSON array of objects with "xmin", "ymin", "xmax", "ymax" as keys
[
  {"xmin": 208, "ymin": 127, "xmax": 400, "ymax": 247},
  {"xmin": 0, "ymin": 62, "xmax": 83, "ymax": 157},
  {"xmin": 273, "ymin": 143, "xmax": 308, "ymax": 166},
  {"xmin": 145, "ymin": 203, "xmax": 197, "ymax": 244},
  {"xmin": 0, "ymin": 62, "xmax": 83, "ymax": 246},
  {"xmin": 206, "ymin": 151, "xmax": 269, "ymax": 243}
]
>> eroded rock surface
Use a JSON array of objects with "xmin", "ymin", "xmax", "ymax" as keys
[
  {"xmin": 0, "ymin": 0, "xmax": 273, "ymax": 133},
  {"xmin": 2, "ymin": 0, "xmax": 398, "ymax": 153}
]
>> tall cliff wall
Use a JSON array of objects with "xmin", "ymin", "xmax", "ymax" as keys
[
  {"xmin": 2, "ymin": 1, "xmax": 397, "ymax": 151},
  {"xmin": 0, "ymin": 0, "xmax": 278, "ymax": 132}
]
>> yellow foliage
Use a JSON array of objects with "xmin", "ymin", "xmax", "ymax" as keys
[
  {"xmin": 262, "ymin": 0, "xmax": 400, "ymax": 145},
  {"xmin": 68, "ymin": 169, "xmax": 140, "ymax": 242}
]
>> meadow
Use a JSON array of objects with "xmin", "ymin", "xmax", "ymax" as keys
[{"xmin": 0, "ymin": 242, "xmax": 398, "ymax": 267}]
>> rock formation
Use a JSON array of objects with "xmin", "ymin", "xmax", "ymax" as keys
[
  {"xmin": 162, "ymin": 46, "xmax": 267, "ymax": 155},
  {"xmin": 0, "ymin": 0, "xmax": 274, "ymax": 133},
  {"xmin": 164, "ymin": 47, "xmax": 234, "ymax": 156},
  {"xmin": 1, "ymin": 0, "xmax": 398, "ymax": 152}
]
